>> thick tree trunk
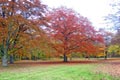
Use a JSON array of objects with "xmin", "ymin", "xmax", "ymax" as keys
[
  {"xmin": 63, "ymin": 54, "xmax": 68, "ymax": 62},
  {"xmin": 2, "ymin": 54, "xmax": 8, "ymax": 67},
  {"xmin": 9, "ymin": 55, "xmax": 14, "ymax": 64}
]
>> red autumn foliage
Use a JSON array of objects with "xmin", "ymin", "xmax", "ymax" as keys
[{"xmin": 46, "ymin": 7, "xmax": 104, "ymax": 61}]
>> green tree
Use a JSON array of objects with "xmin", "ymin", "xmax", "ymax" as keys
[{"xmin": 108, "ymin": 45, "xmax": 120, "ymax": 56}]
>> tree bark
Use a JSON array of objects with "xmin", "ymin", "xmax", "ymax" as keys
[
  {"xmin": 105, "ymin": 51, "xmax": 107, "ymax": 60},
  {"xmin": 1, "ymin": 47, "xmax": 8, "ymax": 67},
  {"xmin": 2, "ymin": 54, "xmax": 8, "ymax": 67},
  {"xmin": 9, "ymin": 55, "xmax": 14, "ymax": 64},
  {"xmin": 63, "ymin": 54, "xmax": 68, "ymax": 62}
]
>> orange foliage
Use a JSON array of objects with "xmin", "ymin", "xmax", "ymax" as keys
[{"xmin": 0, "ymin": 0, "xmax": 47, "ymax": 59}]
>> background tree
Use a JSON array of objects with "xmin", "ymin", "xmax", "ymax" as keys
[
  {"xmin": 108, "ymin": 45, "xmax": 120, "ymax": 57},
  {"xmin": 105, "ymin": 0, "xmax": 120, "ymax": 58},
  {"xmin": 98, "ymin": 28, "xmax": 113, "ymax": 59},
  {"xmin": 108, "ymin": 29, "xmax": 120, "ymax": 57},
  {"xmin": 105, "ymin": 0, "xmax": 120, "ymax": 30},
  {"xmin": 111, "ymin": 29, "xmax": 120, "ymax": 44},
  {"xmin": 46, "ymin": 7, "xmax": 103, "ymax": 62},
  {"xmin": 21, "ymin": 32, "xmax": 54, "ymax": 60}
]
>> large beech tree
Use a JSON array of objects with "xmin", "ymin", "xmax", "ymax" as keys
[
  {"xmin": 0, "ymin": 0, "xmax": 47, "ymax": 66},
  {"xmin": 46, "ymin": 7, "xmax": 103, "ymax": 62}
]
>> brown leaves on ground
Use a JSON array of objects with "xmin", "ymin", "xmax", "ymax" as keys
[
  {"xmin": 0, "ymin": 58, "xmax": 120, "ymax": 78},
  {"xmin": 96, "ymin": 59, "xmax": 120, "ymax": 77}
]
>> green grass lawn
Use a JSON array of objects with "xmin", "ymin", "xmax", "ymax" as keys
[{"xmin": 0, "ymin": 63, "xmax": 119, "ymax": 80}]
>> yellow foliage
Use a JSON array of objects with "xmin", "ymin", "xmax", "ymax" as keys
[{"xmin": 97, "ymin": 53, "xmax": 106, "ymax": 57}]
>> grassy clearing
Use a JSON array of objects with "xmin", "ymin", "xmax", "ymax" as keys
[{"xmin": 0, "ymin": 63, "xmax": 119, "ymax": 80}]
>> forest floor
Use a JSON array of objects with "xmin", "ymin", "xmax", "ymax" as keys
[{"xmin": 0, "ymin": 58, "xmax": 120, "ymax": 80}]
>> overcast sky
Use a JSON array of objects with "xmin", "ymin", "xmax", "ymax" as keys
[{"xmin": 41, "ymin": 0, "xmax": 113, "ymax": 30}]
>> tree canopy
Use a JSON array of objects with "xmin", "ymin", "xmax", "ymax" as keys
[
  {"xmin": 0, "ymin": 0, "xmax": 48, "ymax": 66},
  {"xmin": 45, "ymin": 7, "xmax": 104, "ymax": 62},
  {"xmin": 0, "ymin": 1, "xmax": 105, "ymax": 66}
]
